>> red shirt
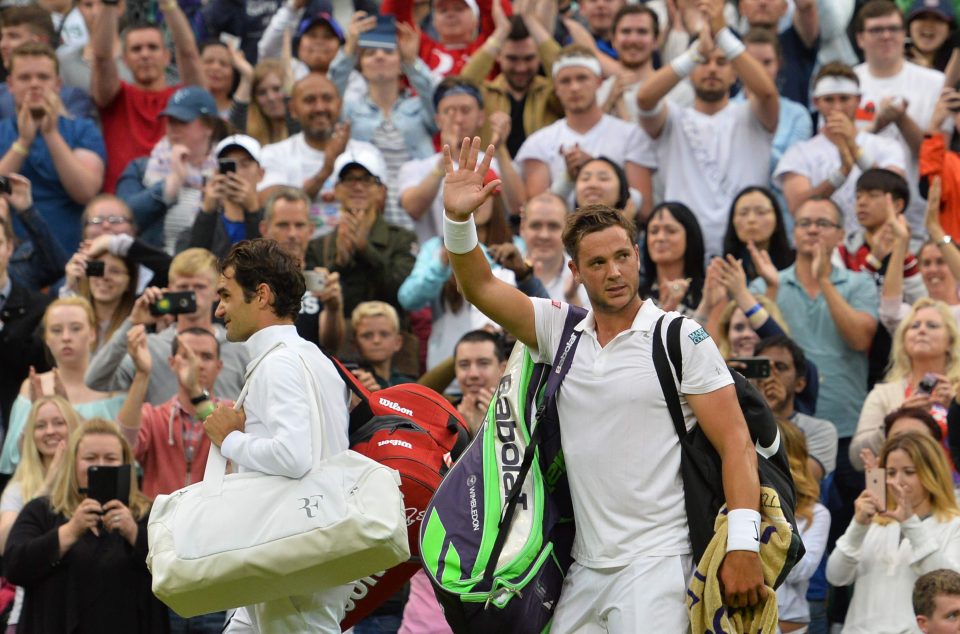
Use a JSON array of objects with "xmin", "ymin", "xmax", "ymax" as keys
[
  {"xmin": 381, "ymin": 0, "xmax": 510, "ymax": 80},
  {"xmin": 99, "ymin": 82, "xmax": 179, "ymax": 193},
  {"xmin": 133, "ymin": 396, "xmax": 232, "ymax": 499}
]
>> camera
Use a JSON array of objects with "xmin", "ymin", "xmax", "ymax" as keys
[
  {"xmin": 149, "ymin": 291, "xmax": 197, "ymax": 316},
  {"xmin": 85, "ymin": 260, "xmax": 105, "ymax": 277}
]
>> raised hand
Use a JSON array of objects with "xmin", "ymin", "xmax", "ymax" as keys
[
  {"xmin": 126, "ymin": 324, "xmax": 153, "ymax": 375},
  {"xmin": 397, "ymin": 21, "xmax": 421, "ymax": 65},
  {"xmin": 442, "ymin": 137, "xmax": 501, "ymax": 221},
  {"xmin": 173, "ymin": 336, "xmax": 202, "ymax": 395},
  {"xmin": 926, "ymin": 176, "xmax": 945, "ymax": 241},
  {"xmin": 4, "ymin": 173, "xmax": 32, "ymax": 211},
  {"xmin": 487, "ymin": 111, "xmax": 512, "ymax": 152},
  {"xmin": 747, "ymin": 242, "xmax": 779, "ymax": 289},
  {"xmin": 323, "ymin": 121, "xmax": 351, "ymax": 165}
]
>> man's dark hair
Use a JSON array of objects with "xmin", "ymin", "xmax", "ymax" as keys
[
  {"xmin": 884, "ymin": 406, "xmax": 942, "ymax": 440},
  {"xmin": 755, "ymin": 335, "xmax": 808, "ymax": 380},
  {"xmin": 914, "ymin": 569, "xmax": 960, "ymax": 617},
  {"xmin": 221, "ymin": 239, "xmax": 305, "ymax": 321},
  {"xmin": 814, "ymin": 60, "xmax": 859, "ymax": 86},
  {"xmin": 507, "ymin": 15, "xmax": 530, "ymax": 41},
  {"xmin": 856, "ymin": 168, "xmax": 911, "ymax": 209},
  {"xmin": 0, "ymin": 5, "xmax": 55, "ymax": 45},
  {"xmin": 454, "ymin": 330, "xmax": 506, "ymax": 363},
  {"xmin": 120, "ymin": 20, "xmax": 165, "ymax": 50},
  {"xmin": 433, "ymin": 75, "xmax": 484, "ymax": 110},
  {"xmin": 171, "ymin": 327, "xmax": 221, "ymax": 358},
  {"xmin": 562, "ymin": 203, "xmax": 636, "ymax": 264},
  {"xmin": 742, "ymin": 28, "xmax": 782, "ymax": 61},
  {"xmin": 612, "ymin": 4, "xmax": 660, "ymax": 38},
  {"xmin": 855, "ymin": 0, "xmax": 903, "ymax": 33}
]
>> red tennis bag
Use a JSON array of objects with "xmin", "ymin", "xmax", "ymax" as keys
[{"xmin": 331, "ymin": 359, "xmax": 470, "ymax": 630}]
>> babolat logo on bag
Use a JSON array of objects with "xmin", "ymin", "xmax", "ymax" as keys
[
  {"xmin": 494, "ymin": 375, "xmax": 527, "ymax": 511},
  {"xmin": 378, "ymin": 397, "xmax": 414, "ymax": 417}
]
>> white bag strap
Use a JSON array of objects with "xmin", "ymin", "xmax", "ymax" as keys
[{"xmin": 201, "ymin": 340, "xmax": 327, "ymax": 498}]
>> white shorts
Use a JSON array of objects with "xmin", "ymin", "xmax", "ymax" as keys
[
  {"xmin": 550, "ymin": 554, "xmax": 693, "ymax": 634},
  {"xmin": 223, "ymin": 585, "xmax": 353, "ymax": 634}
]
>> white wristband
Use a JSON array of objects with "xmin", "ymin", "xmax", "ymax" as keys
[
  {"xmin": 638, "ymin": 100, "xmax": 665, "ymax": 118},
  {"xmin": 670, "ymin": 49, "xmax": 700, "ymax": 79},
  {"xmin": 726, "ymin": 508, "xmax": 762, "ymax": 553},
  {"xmin": 716, "ymin": 27, "xmax": 746, "ymax": 61},
  {"xmin": 827, "ymin": 169, "xmax": 847, "ymax": 189},
  {"xmin": 443, "ymin": 213, "xmax": 479, "ymax": 255}
]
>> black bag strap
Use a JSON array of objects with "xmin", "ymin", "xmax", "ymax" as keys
[
  {"xmin": 652, "ymin": 314, "xmax": 688, "ymax": 441},
  {"xmin": 482, "ymin": 304, "xmax": 587, "ymax": 583}
]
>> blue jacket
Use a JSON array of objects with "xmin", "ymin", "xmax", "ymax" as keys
[{"xmin": 329, "ymin": 50, "xmax": 438, "ymax": 159}]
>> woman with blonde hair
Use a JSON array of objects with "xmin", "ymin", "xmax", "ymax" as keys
[
  {"xmin": 776, "ymin": 420, "xmax": 830, "ymax": 634},
  {"xmin": 4, "ymin": 418, "xmax": 167, "ymax": 633},
  {"xmin": 0, "ymin": 396, "xmax": 80, "ymax": 633},
  {"xmin": 851, "ymin": 298, "xmax": 960, "ymax": 471},
  {"xmin": 0, "ymin": 298, "xmax": 123, "ymax": 477},
  {"xmin": 827, "ymin": 432, "xmax": 960, "ymax": 633}
]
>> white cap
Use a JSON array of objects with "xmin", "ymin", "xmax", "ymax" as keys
[
  {"xmin": 333, "ymin": 145, "xmax": 388, "ymax": 184},
  {"xmin": 214, "ymin": 134, "xmax": 263, "ymax": 164},
  {"xmin": 434, "ymin": 0, "xmax": 480, "ymax": 19}
]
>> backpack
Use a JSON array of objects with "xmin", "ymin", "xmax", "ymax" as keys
[
  {"xmin": 328, "ymin": 359, "xmax": 472, "ymax": 629},
  {"xmin": 651, "ymin": 314, "xmax": 805, "ymax": 585},
  {"xmin": 419, "ymin": 306, "xmax": 586, "ymax": 634}
]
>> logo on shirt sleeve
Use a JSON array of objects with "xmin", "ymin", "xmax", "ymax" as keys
[
  {"xmin": 688, "ymin": 327, "xmax": 710, "ymax": 345},
  {"xmin": 551, "ymin": 300, "xmax": 561, "ymax": 309}
]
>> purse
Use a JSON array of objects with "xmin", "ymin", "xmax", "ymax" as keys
[{"xmin": 147, "ymin": 342, "xmax": 411, "ymax": 618}]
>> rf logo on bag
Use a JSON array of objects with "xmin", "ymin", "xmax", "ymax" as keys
[{"xmin": 299, "ymin": 494, "xmax": 325, "ymax": 518}]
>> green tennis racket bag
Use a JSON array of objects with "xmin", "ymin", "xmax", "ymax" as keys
[{"xmin": 419, "ymin": 306, "xmax": 587, "ymax": 634}]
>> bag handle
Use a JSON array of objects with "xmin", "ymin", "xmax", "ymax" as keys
[
  {"xmin": 201, "ymin": 341, "xmax": 327, "ymax": 498},
  {"xmin": 481, "ymin": 304, "xmax": 587, "ymax": 583},
  {"xmin": 652, "ymin": 315, "xmax": 688, "ymax": 442}
]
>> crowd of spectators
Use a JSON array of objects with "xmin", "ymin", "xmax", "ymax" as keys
[{"xmin": 1, "ymin": 0, "xmax": 960, "ymax": 631}]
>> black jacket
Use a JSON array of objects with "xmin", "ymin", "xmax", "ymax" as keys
[
  {"xmin": 0, "ymin": 283, "xmax": 50, "ymax": 431},
  {"xmin": 4, "ymin": 496, "xmax": 169, "ymax": 634}
]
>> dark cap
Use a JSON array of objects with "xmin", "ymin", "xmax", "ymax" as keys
[
  {"xmin": 160, "ymin": 86, "xmax": 218, "ymax": 122},
  {"xmin": 297, "ymin": 12, "xmax": 345, "ymax": 42},
  {"xmin": 908, "ymin": 0, "xmax": 955, "ymax": 22}
]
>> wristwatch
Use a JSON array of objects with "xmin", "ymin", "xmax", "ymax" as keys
[
  {"xmin": 941, "ymin": 235, "xmax": 953, "ymax": 247},
  {"xmin": 190, "ymin": 389, "xmax": 210, "ymax": 406}
]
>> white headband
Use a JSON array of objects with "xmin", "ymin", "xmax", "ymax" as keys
[
  {"xmin": 812, "ymin": 76, "xmax": 860, "ymax": 98},
  {"xmin": 552, "ymin": 55, "xmax": 602, "ymax": 79}
]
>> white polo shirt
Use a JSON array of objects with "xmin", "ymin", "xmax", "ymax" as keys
[{"xmin": 532, "ymin": 297, "xmax": 732, "ymax": 567}]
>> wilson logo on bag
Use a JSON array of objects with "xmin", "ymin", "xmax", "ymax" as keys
[{"xmin": 328, "ymin": 356, "xmax": 471, "ymax": 631}]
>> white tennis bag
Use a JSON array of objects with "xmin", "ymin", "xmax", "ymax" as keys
[{"xmin": 146, "ymin": 343, "xmax": 411, "ymax": 618}]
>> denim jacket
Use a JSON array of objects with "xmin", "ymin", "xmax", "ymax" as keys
[
  {"xmin": 398, "ymin": 235, "xmax": 547, "ymax": 313},
  {"xmin": 329, "ymin": 49, "xmax": 438, "ymax": 159}
]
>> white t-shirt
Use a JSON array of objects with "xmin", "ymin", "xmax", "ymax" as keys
[
  {"xmin": 532, "ymin": 298, "xmax": 732, "ymax": 567},
  {"xmin": 655, "ymin": 101, "xmax": 774, "ymax": 257},
  {"xmin": 855, "ymin": 61, "xmax": 944, "ymax": 230},
  {"xmin": 259, "ymin": 135, "xmax": 384, "ymax": 236},
  {"xmin": 773, "ymin": 131, "xmax": 906, "ymax": 232},
  {"xmin": 397, "ymin": 151, "xmax": 501, "ymax": 245},
  {"xmin": 515, "ymin": 114, "xmax": 657, "ymax": 189}
]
